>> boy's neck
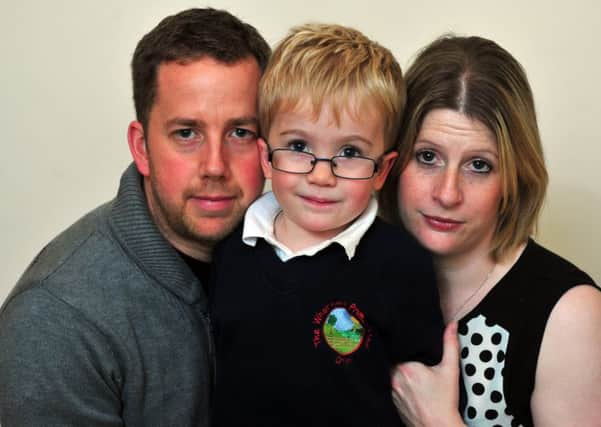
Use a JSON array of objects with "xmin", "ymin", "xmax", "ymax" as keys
[{"xmin": 274, "ymin": 210, "xmax": 349, "ymax": 252}]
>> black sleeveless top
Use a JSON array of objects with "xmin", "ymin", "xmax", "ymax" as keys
[{"xmin": 457, "ymin": 239, "xmax": 597, "ymax": 427}]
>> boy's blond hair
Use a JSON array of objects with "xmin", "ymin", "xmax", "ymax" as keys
[{"xmin": 259, "ymin": 23, "xmax": 405, "ymax": 149}]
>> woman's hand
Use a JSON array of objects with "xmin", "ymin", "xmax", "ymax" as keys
[{"xmin": 391, "ymin": 322, "xmax": 466, "ymax": 427}]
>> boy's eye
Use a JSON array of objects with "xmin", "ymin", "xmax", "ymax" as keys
[
  {"xmin": 416, "ymin": 149, "xmax": 437, "ymax": 165},
  {"xmin": 339, "ymin": 146, "xmax": 361, "ymax": 158},
  {"xmin": 288, "ymin": 139, "xmax": 308, "ymax": 152},
  {"xmin": 468, "ymin": 159, "xmax": 493, "ymax": 173}
]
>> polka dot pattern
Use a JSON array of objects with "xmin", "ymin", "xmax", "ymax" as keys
[{"xmin": 459, "ymin": 314, "xmax": 522, "ymax": 427}]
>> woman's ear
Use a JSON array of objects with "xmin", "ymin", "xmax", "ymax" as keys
[
  {"xmin": 127, "ymin": 121, "xmax": 149, "ymax": 176},
  {"xmin": 258, "ymin": 138, "xmax": 272, "ymax": 179},
  {"xmin": 373, "ymin": 151, "xmax": 399, "ymax": 191}
]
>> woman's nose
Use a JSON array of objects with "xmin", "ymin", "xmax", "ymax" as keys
[{"xmin": 432, "ymin": 169, "xmax": 463, "ymax": 207}]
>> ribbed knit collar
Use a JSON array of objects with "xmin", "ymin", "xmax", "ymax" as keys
[{"xmin": 107, "ymin": 163, "xmax": 204, "ymax": 307}]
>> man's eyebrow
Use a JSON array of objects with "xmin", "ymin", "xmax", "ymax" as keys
[
  {"xmin": 165, "ymin": 118, "xmax": 203, "ymax": 128},
  {"xmin": 164, "ymin": 117, "xmax": 258, "ymax": 129},
  {"xmin": 227, "ymin": 116, "xmax": 259, "ymax": 127}
]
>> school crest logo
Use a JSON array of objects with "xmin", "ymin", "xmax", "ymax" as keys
[{"xmin": 312, "ymin": 301, "xmax": 372, "ymax": 364}]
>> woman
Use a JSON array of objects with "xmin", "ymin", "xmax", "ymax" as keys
[{"xmin": 380, "ymin": 35, "xmax": 601, "ymax": 426}]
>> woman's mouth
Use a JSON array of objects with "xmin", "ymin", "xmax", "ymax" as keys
[{"xmin": 422, "ymin": 214, "xmax": 464, "ymax": 232}]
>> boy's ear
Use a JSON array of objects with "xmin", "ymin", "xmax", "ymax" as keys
[
  {"xmin": 372, "ymin": 151, "xmax": 398, "ymax": 191},
  {"xmin": 258, "ymin": 138, "xmax": 272, "ymax": 179},
  {"xmin": 127, "ymin": 120, "xmax": 150, "ymax": 177}
]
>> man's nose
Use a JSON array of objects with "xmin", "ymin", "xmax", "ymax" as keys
[{"xmin": 202, "ymin": 138, "xmax": 227, "ymax": 178}]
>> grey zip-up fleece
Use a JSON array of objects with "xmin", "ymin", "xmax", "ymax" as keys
[{"xmin": 0, "ymin": 163, "xmax": 213, "ymax": 426}]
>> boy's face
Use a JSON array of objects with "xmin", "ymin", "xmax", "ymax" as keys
[{"xmin": 259, "ymin": 99, "xmax": 397, "ymax": 248}]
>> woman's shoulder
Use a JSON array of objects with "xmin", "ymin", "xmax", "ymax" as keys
[
  {"xmin": 511, "ymin": 239, "xmax": 597, "ymax": 291},
  {"xmin": 473, "ymin": 239, "xmax": 598, "ymax": 333}
]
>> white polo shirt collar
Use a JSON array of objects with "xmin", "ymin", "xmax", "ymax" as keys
[{"xmin": 242, "ymin": 191, "xmax": 377, "ymax": 262}]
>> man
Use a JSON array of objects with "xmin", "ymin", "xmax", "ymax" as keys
[{"xmin": 0, "ymin": 8, "xmax": 270, "ymax": 426}]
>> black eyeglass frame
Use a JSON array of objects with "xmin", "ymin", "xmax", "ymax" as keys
[{"xmin": 266, "ymin": 145, "xmax": 392, "ymax": 180}]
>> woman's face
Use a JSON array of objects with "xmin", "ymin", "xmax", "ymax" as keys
[{"xmin": 397, "ymin": 109, "xmax": 502, "ymax": 262}]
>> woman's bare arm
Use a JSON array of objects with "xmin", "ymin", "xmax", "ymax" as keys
[{"xmin": 531, "ymin": 284, "xmax": 601, "ymax": 426}]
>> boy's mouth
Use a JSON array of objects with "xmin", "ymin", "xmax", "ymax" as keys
[{"xmin": 299, "ymin": 195, "xmax": 338, "ymax": 207}]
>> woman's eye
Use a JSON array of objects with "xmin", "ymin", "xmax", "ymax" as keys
[
  {"xmin": 340, "ymin": 146, "xmax": 361, "ymax": 158},
  {"xmin": 416, "ymin": 150, "xmax": 437, "ymax": 165},
  {"xmin": 468, "ymin": 159, "xmax": 492, "ymax": 173},
  {"xmin": 288, "ymin": 139, "xmax": 308, "ymax": 152}
]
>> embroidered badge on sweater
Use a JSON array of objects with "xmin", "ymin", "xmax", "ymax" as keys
[{"xmin": 312, "ymin": 302, "xmax": 372, "ymax": 365}]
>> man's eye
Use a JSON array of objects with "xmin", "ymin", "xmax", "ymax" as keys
[
  {"xmin": 469, "ymin": 159, "xmax": 492, "ymax": 173},
  {"xmin": 288, "ymin": 139, "xmax": 308, "ymax": 152},
  {"xmin": 416, "ymin": 150, "xmax": 437, "ymax": 164},
  {"xmin": 340, "ymin": 146, "xmax": 361, "ymax": 158},
  {"xmin": 176, "ymin": 129, "xmax": 195, "ymax": 139},
  {"xmin": 231, "ymin": 128, "xmax": 256, "ymax": 139}
]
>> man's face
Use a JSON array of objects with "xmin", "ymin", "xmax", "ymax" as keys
[{"xmin": 129, "ymin": 57, "xmax": 264, "ymax": 260}]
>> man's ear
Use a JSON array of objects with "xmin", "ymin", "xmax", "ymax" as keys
[
  {"xmin": 257, "ymin": 138, "xmax": 272, "ymax": 179},
  {"xmin": 373, "ymin": 151, "xmax": 398, "ymax": 191},
  {"xmin": 127, "ymin": 120, "xmax": 150, "ymax": 177}
]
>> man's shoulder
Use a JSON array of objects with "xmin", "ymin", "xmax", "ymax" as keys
[
  {"xmin": 1, "ymin": 201, "xmax": 125, "ymax": 313},
  {"xmin": 0, "ymin": 202, "xmax": 115, "ymax": 340}
]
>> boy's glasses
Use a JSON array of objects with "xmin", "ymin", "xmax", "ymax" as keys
[{"xmin": 268, "ymin": 148, "xmax": 381, "ymax": 180}]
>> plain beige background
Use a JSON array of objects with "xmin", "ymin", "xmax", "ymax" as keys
[{"xmin": 2, "ymin": 0, "xmax": 600, "ymax": 304}]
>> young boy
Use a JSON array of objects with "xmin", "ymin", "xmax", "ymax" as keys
[{"xmin": 210, "ymin": 24, "xmax": 444, "ymax": 426}]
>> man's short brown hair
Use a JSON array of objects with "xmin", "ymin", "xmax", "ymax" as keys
[{"xmin": 132, "ymin": 8, "xmax": 271, "ymax": 131}]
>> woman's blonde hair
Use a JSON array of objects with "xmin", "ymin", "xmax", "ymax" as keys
[{"xmin": 379, "ymin": 35, "xmax": 548, "ymax": 260}]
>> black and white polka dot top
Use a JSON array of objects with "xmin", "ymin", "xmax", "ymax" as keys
[{"xmin": 456, "ymin": 239, "xmax": 597, "ymax": 427}]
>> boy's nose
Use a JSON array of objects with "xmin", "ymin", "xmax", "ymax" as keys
[{"xmin": 307, "ymin": 159, "xmax": 337, "ymax": 186}]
